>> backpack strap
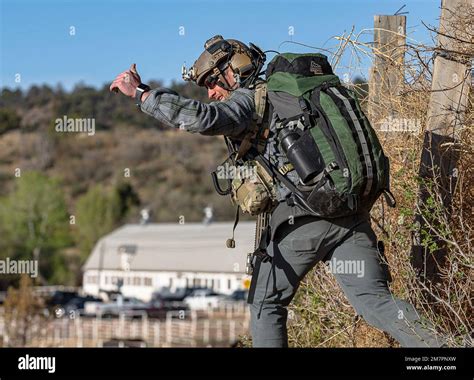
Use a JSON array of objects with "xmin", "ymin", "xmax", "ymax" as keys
[
  {"xmin": 236, "ymin": 82, "xmax": 270, "ymax": 160},
  {"xmin": 254, "ymin": 154, "xmax": 316, "ymax": 213}
]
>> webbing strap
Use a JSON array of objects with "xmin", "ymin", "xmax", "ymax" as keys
[
  {"xmin": 236, "ymin": 83, "xmax": 268, "ymax": 160},
  {"xmin": 226, "ymin": 206, "xmax": 240, "ymax": 249},
  {"xmin": 328, "ymin": 86, "xmax": 374, "ymax": 198}
]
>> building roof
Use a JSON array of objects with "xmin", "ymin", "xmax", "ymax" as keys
[{"xmin": 83, "ymin": 222, "xmax": 256, "ymax": 274}]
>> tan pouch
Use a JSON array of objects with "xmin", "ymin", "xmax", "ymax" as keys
[{"xmin": 230, "ymin": 160, "xmax": 277, "ymax": 215}]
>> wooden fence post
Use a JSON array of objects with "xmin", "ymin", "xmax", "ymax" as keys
[
  {"xmin": 411, "ymin": 0, "xmax": 472, "ymax": 280},
  {"xmin": 368, "ymin": 15, "xmax": 407, "ymax": 126}
]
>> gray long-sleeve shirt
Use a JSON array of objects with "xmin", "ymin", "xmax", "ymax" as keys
[
  {"xmin": 140, "ymin": 87, "xmax": 255, "ymax": 138},
  {"xmin": 140, "ymin": 85, "xmax": 314, "ymax": 240}
]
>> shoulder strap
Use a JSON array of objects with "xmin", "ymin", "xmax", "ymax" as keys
[
  {"xmin": 254, "ymin": 82, "xmax": 268, "ymax": 125},
  {"xmin": 236, "ymin": 82, "xmax": 269, "ymax": 160}
]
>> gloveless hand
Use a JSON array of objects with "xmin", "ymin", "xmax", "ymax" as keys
[{"xmin": 110, "ymin": 63, "xmax": 142, "ymax": 98}]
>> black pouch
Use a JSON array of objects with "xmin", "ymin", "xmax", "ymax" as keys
[{"xmin": 304, "ymin": 175, "xmax": 348, "ymax": 217}]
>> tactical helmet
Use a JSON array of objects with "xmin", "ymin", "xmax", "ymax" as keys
[{"xmin": 182, "ymin": 35, "xmax": 265, "ymax": 89}]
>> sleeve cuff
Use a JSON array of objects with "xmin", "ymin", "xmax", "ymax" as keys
[{"xmin": 140, "ymin": 87, "xmax": 180, "ymax": 114}]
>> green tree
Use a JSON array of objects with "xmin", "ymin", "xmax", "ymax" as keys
[
  {"xmin": 0, "ymin": 171, "xmax": 72, "ymax": 284},
  {"xmin": 0, "ymin": 108, "xmax": 21, "ymax": 135},
  {"xmin": 75, "ymin": 185, "xmax": 122, "ymax": 260},
  {"xmin": 115, "ymin": 181, "xmax": 141, "ymax": 220}
]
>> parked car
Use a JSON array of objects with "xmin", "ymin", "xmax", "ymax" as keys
[
  {"xmin": 129, "ymin": 299, "xmax": 190, "ymax": 320},
  {"xmin": 152, "ymin": 287, "xmax": 208, "ymax": 302},
  {"xmin": 90, "ymin": 296, "xmax": 147, "ymax": 318},
  {"xmin": 84, "ymin": 300, "xmax": 104, "ymax": 316},
  {"xmin": 184, "ymin": 289, "xmax": 226, "ymax": 310},
  {"xmin": 66, "ymin": 295, "xmax": 102, "ymax": 315},
  {"xmin": 52, "ymin": 295, "xmax": 103, "ymax": 318},
  {"xmin": 225, "ymin": 289, "xmax": 248, "ymax": 302},
  {"xmin": 46, "ymin": 290, "xmax": 78, "ymax": 309}
]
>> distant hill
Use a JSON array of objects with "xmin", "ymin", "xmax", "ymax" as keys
[{"xmin": 0, "ymin": 80, "xmax": 240, "ymax": 223}]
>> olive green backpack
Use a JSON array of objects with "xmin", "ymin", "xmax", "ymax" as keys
[{"xmin": 260, "ymin": 52, "xmax": 396, "ymax": 217}]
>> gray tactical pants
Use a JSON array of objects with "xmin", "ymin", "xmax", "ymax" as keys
[{"xmin": 249, "ymin": 213, "xmax": 443, "ymax": 347}]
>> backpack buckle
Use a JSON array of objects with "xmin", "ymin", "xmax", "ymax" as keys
[
  {"xmin": 286, "ymin": 195, "xmax": 296, "ymax": 207},
  {"xmin": 347, "ymin": 194, "xmax": 358, "ymax": 211},
  {"xmin": 298, "ymin": 97, "xmax": 316, "ymax": 128},
  {"xmin": 278, "ymin": 163, "xmax": 294, "ymax": 175},
  {"xmin": 298, "ymin": 98, "xmax": 309, "ymax": 112}
]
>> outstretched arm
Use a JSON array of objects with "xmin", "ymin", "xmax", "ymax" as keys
[
  {"xmin": 110, "ymin": 64, "xmax": 255, "ymax": 137},
  {"xmin": 139, "ymin": 87, "xmax": 255, "ymax": 137}
]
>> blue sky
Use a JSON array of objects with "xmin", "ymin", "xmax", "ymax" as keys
[{"xmin": 0, "ymin": 0, "xmax": 441, "ymax": 91}]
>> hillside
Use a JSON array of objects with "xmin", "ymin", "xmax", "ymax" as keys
[{"xmin": 0, "ymin": 81, "xmax": 239, "ymax": 221}]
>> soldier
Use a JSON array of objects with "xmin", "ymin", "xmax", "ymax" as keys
[{"xmin": 110, "ymin": 35, "xmax": 443, "ymax": 348}]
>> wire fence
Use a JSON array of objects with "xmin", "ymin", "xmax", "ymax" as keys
[{"xmin": 0, "ymin": 301, "xmax": 250, "ymax": 348}]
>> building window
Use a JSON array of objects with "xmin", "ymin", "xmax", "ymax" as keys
[
  {"xmin": 133, "ymin": 277, "xmax": 141, "ymax": 286},
  {"xmin": 144, "ymin": 277, "xmax": 152, "ymax": 287},
  {"xmin": 227, "ymin": 279, "xmax": 231, "ymax": 290},
  {"xmin": 87, "ymin": 275, "xmax": 97, "ymax": 284},
  {"xmin": 169, "ymin": 277, "xmax": 173, "ymax": 288}
]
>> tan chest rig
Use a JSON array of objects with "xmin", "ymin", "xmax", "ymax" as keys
[
  {"xmin": 209, "ymin": 82, "xmax": 277, "ymax": 251},
  {"xmin": 231, "ymin": 83, "xmax": 276, "ymax": 215},
  {"xmin": 209, "ymin": 83, "xmax": 276, "ymax": 271},
  {"xmin": 213, "ymin": 83, "xmax": 276, "ymax": 215}
]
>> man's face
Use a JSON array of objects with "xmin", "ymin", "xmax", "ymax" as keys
[{"xmin": 206, "ymin": 67, "xmax": 237, "ymax": 101}]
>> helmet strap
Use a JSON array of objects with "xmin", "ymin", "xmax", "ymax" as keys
[
  {"xmin": 215, "ymin": 64, "xmax": 239, "ymax": 92},
  {"xmin": 233, "ymin": 73, "xmax": 241, "ymax": 86}
]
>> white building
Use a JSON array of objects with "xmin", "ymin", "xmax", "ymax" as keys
[{"xmin": 82, "ymin": 222, "xmax": 255, "ymax": 301}]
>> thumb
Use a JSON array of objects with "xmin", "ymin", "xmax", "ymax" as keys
[{"xmin": 130, "ymin": 63, "xmax": 138, "ymax": 74}]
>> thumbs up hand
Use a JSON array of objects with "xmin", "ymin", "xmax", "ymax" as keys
[{"xmin": 110, "ymin": 63, "xmax": 142, "ymax": 98}]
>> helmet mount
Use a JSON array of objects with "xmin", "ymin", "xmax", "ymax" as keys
[{"xmin": 182, "ymin": 35, "xmax": 266, "ymax": 90}]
